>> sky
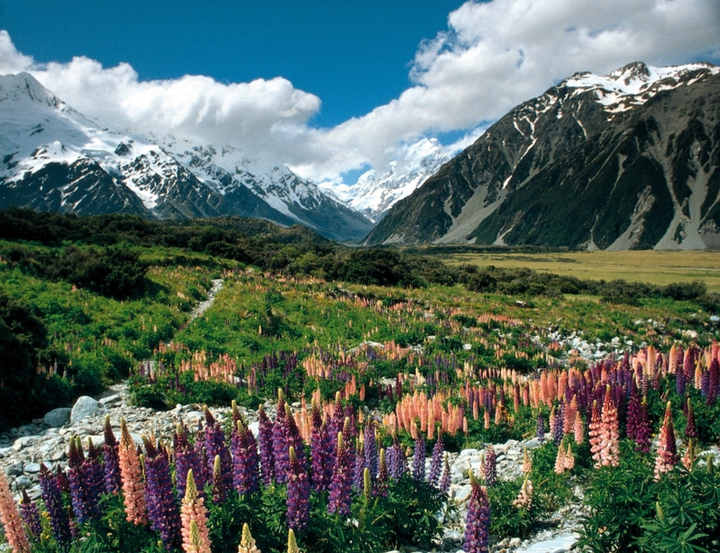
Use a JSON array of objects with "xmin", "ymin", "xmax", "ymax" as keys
[{"xmin": 1, "ymin": 0, "xmax": 719, "ymax": 185}]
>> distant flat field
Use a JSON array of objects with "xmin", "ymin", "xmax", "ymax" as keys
[{"xmin": 438, "ymin": 250, "xmax": 720, "ymax": 292}]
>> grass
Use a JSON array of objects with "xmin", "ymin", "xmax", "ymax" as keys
[{"xmin": 435, "ymin": 250, "xmax": 720, "ymax": 291}]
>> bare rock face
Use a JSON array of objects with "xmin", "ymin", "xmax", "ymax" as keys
[
  {"xmin": 43, "ymin": 407, "xmax": 71, "ymax": 427},
  {"xmin": 70, "ymin": 396, "xmax": 106, "ymax": 423},
  {"xmin": 365, "ymin": 62, "xmax": 720, "ymax": 250}
]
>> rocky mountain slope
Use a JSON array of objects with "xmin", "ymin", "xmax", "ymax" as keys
[
  {"xmin": 365, "ymin": 62, "xmax": 720, "ymax": 250},
  {"xmin": 0, "ymin": 72, "xmax": 373, "ymax": 242}
]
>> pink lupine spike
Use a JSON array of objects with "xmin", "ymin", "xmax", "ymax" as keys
[{"xmin": 118, "ymin": 419, "xmax": 147, "ymax": 525}]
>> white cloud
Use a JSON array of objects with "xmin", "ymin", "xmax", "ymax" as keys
[{"xmin": 1, "ymin": 0, "xmax": 719, "ymax": 184}]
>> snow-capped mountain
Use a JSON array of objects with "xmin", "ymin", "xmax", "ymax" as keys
[
  {"xmin": 323, "ymin": 138, "xmax": 451, "ymax": 222},
  {"xmin": 366, "ymin": 62, "xmax": 720, "ymax": 250},
  {"xmin": 0, "ymin": 72, "xmax": 373, "ymax": 242}
]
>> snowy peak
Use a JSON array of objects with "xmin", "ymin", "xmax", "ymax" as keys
[
  {"xmin": 327, "ymin": 137, "xmax": 451, "ymax": 222},
  {"xmin": 0, "ymin": 72, "xmax": 62, "ymax": 108},
  {"xmin": 563, "ymin": 61, "xmax": 719, "ymax": 113}
]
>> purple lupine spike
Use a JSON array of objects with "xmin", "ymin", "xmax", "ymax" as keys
[
  {"xmin": 194, "ymin": 422, "xmax": 210, "ymax": 491},
  {"xmin": 536, "ymin": 413, "xmax": 545, "ymax": 441},
  {"xmin": 67, "ymin": 436, "xmax": 101, "ymax": 523},
  {"xmin": 374, "ymin": 449, "xmax": 389, "ymax": 498},
  {"xmin": 412, "ymin": 431, "xmax": 426, "ymax": 482},
  {"xmin": 174, "ymin": 423, "xmax": 203, "ymax": 500},
  {"xmin": 143, "ymin": 437, "xmax": 181, "ymax": 548},
  {"xmin": 553, "ymin": 405, "xmax": 565, "ymax": 446},
  {"xmin": 328, "ymin": 433, "xmax": 352, "ymax": 518},
  {"xmin": 273, "ymin": 394, "xmax": 290, "ymax": 484},
  {"xmin": 102, "ymin": 417, "xmax": 122, "ymax": 495},
  {"xmin": 464, "ymin": 472, "xmax": 490, "ymax": 553},
  {"xmin": 232, "ymin": 419, "xmax": 260, "ymax": 495},
  {"xmin": 284, "ymin": 404, "xmax": 305, "ymax": 459},
  {"xmin": 364, "ymin": 420, "xmax": 378, "ymax": 481},
  {"xmin": 39, "ymin": 464, "xmax": 72, "ymax": 552},
  {"xmin": 84, "ymin": 438, "xmax": 105, "ymax": 514},
  {"xmin": 257, "ymin": 405, "xmax": 276, "ymax": 485},
  {"xmin": 439, "ymin": 453, "xmax": 451, "ymax": 494},
  {"xmin": 310, "ymin": 402, "xmax": 330, "ymax": 492},
  {"xmin": 20, "ymin": 489, "xmax": 42, "ymax": 539},
  {"xmin": 353, "ymin": 439, "xmax": 365, "ymax": 492},
  {"xmin": 287, "ymin": 446, "xmax": 310, "ymax": 532},
  {"xmin": 388, "ymin": 433, "xmax": 408, "ymax": 480},
  {"xmin": 676, "ymin": 360, "xmax": 687, "ymax": 396},
  {"xmin": 203, "ymin": 407, "xmax": 233, "ymax": 494},
  {"xmin": 484, "ymin": 445, "xmax": 496, "ymax": 487},
  {"xmin": 428, "ymin": 432, "xmax": 444, "ymax": 487},
  {"xmin": 708, "ymin": 359, "xmax": 719, "ymax": 405}
]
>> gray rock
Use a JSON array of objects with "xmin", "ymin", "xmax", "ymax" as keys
[
  {"xmin": 71, "ymin": 396, "xmax": 106, "ymax": 423},
  {"xmin": 99, "ymin": 394, "xmax": 121, "ymax": 406},
  {"xmin": 24, "ymin": 463, "xmax": 41, "ymax": 474},
  {"xmin": 44, "ymin": 407, "xmax": 72, "ymax": 427},
  {"xmin": 6, "ymin": 462, "xmax": 23, "ymax": 477},
  {"xmin": 454, "ymin": 484, "xmax": 472, "ymax": 502},
  {"xmin": 12, "ymin": 475, "xmax": 32, "ymax": 490},
  {"xmin": 13, "ymin": 436, "xmax": 39, "ymax": 451}
]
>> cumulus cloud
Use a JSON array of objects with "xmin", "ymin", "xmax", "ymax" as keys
[{"xmin": 1, "ymin": 0, "xmax": 719, "ymax": 183}]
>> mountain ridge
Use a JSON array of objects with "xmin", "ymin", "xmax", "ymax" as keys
[
  {"xmin": 364, "ymin": 62, "xmax": 720, "ymax": 250},
  {"xmin": 0, "ymin": 72, "xmax": 373, "ymax": 242}
]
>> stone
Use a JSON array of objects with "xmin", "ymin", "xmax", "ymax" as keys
[
  {"xmin": 13, "ymin": 436, "xmax": 39, "ymax": 451},
  {"xmin": 6, "ymin": 462, "xmax": 23, "ymax": 477},
  {"xmin": 43, "ymin": 407, "xmax": 72, "ymax": 427},
  {"xmin": 71, "ymin": 396, "xmax": 106, "ymax": 423},
  {"xmin": 99, "ymin": 394, "xmax": 121, "ymax": 406},
  {"xmin": 516, "ymin": 533, "xmax": 579, "ymax": 553},
  {"xmin": 24, "ymin": 463, "xmax": 41, "ymax": 474},
  {"xmin": 12, "ymin": 475, "xmax": 32, "ymax": 490},
  {"xmin": 454, "ymin": 484, "xmax": 472, "ymax": 502}
]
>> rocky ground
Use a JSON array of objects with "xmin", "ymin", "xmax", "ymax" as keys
[{"xmin": 0, "ymin": 383, "xmax": 587, "ymax": 553}]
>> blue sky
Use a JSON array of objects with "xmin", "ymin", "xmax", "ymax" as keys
[
  {"xmin": 1, "ymin": 0, "xmax": 718, "ymax": 184},
  {"xmin": 1, "ymin": 0, "xmax": 465, "ymax": 127}
]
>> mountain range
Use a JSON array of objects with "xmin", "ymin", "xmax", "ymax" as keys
[
  {"xmin": 0, "ymin": 72, "xmax": 373, "ymax": 242},
  {"xmin": 365, "ymin": 62, "xmax": 720, "ymax": 250},
  {"xmin": 2, "ymin": 62, "xmax": 719, "ymax": 250}
]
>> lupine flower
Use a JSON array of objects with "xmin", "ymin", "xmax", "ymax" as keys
[
  {"xmin": 232, "ymin": 419, "xmax": 260, "ymax": 495},
  {"xmin": 0, "ymin": 468, "xmax": 31, "ymax": 553},
  {"xmin": 463, "ymin": 470, "xmax": 490, "ymax": 553},
  {"xmin": 364, "ymin": 421, "xmax": 379, "ymax": 481},
  {"xmin": 257, "ymin": 406, "xmax": 276, "ymax": 485},
  {"xmin": 387, "ymin": 431, "xmax": 407, "ymax": 480},
  {"xmin": 596, "ymin": 387, "xmax": 620, "ymax": 468},
  {"xmin": 627, "ymin": 390, "xmax": 652, "ymax": 453},
  {"xmin": 554, "ymin": 444, "xmax": 566, "ymax": 474},
  {"xmin": 412, "ymin": 430, "xmax": 426, "ymax": 482},
  {"xmin": 536, "ymin": 413, "xmax": 545, "ymax": 440},
  {"xmin": 375, "ymin": 449, "xmax": 389, "ymax": 498},
  {"xmin": 20, "ymin": 490, "xmax": 41, "ymax": 540},
  {"xmin": 522, "ymin": 448, "xmax": 532, "ymax": 474},
  {"xmin": 682, "ymin": 439, "xmax": 697, "ymax": 470},
  {"xmin": 328, "ymin": 433, "xmax": 352, "ymax": 517},
  {"xmin": 204, "ymin": 408, "xmax": 233, "ymax": 495},
  {"xmin": 484, "ymin": 445, "xmax": 497, "ymax": 487},
  {"xmin": 363, "ymin": 467, "xmax": 373, "ymax": 501},
  {"xmin": 353, "ymin": 440, "xmax": 365, "ymax": 492},
  {"xmin": 708, "ymin": 358, "xmax": 719, "ymax": 405},
  {"xmin": 573, "ymin": 411, "xmax": 584, "ymax": 445},
  {"xmin": 685, "ymin": 397, "xmax": 697, "ymax": 439},
  {"xmin": 85, "ymin": 438, "xmax": 105, "ymax": 505},
  {"xmin": 287, "ymin": 528, "xmax": 301, "ymax": 553},
  {"xmin": 238, "ymin": 523, "xmax": 261, "ymax": 553},
  {"xmin": 39, "ymin": 464, "xmax": 72, "ymax": 552},
  {"xmin": 428, "ymin": 432, "xmax": 444, "ymax": 487},
  {"xmin": 212, "ymin": 455, "xmax": 227, "ymax": 504},
  {"xmin": 175, "ymin": 424, "xmax": 204, "ymax": 500},
  {"xmin": 286, "ymin": 447, "xmax": 310, "ymax": 532},
  {"xmin": 440, "ymin": 453, "xmax": 451, "ymax": 494},
  {"xmin": 181, "ymin": 470, "xmax": 212, "ymax": 553},
  {"xmin": 588, "ymin": 400, "xmax": 602, "ymax": 464},
  {"xmin": 552, "ymin": 404, "xmax": 565, "ymax": 446},
  {"xmin": 676, "ymin": 360, "xmax": 687, "ymax": 396},
  {"xmin": 513, "ymin": 476, "xmax": 533, "ymax": 510},
  {"xmin": 119, "ymin": 418, "xmax": 148, "ymax": 525},
  {"xmin": 103, "ymin": 416, "xmax": 122, "ymax": 495},
  {"xmin": 563, "ymin": 443, "xmax": 575, "ymax": 471},
  {"xmin": 310, "ymin": 402, "xmax": 329, "ymax": 492},
  {"xmin": 143, "ymin": 437, "xmax": 181, "ymax": 548},
  {"xmin": 655, "ymin": 401, "xmax": 679, "ymax": 480},
  {"xmin": 68, "ymin": 436, "xmax": 102, "ymax": 523},
  {"xmin": 273, "ymin": 393, "xmax": 290, "ymax": 484},
  {"xmin": 194, "ymin": 423, "xmax": 210, "ymax": 491}
]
